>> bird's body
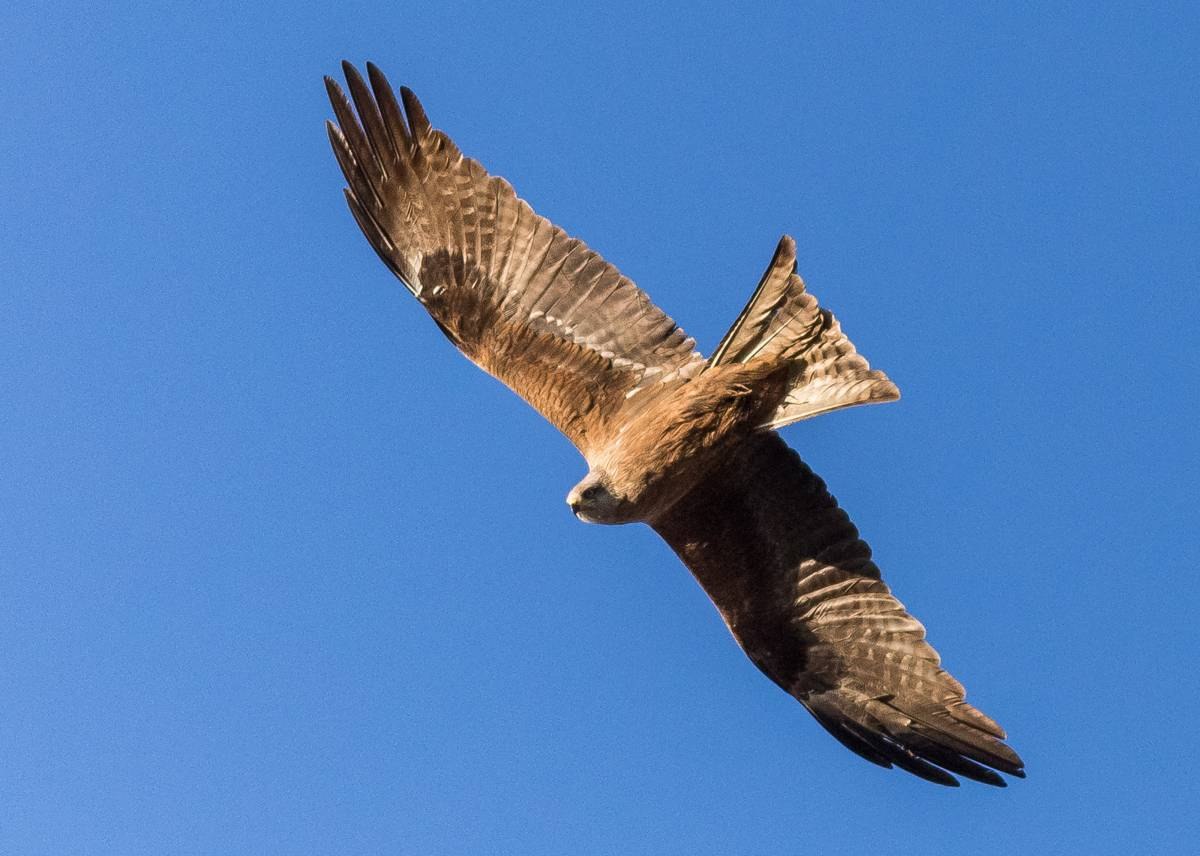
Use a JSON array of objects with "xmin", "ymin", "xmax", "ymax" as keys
[
  {"xmin": 325, "ymin": 62, "xmax": 1025, "ymax": 787},
  {"xmin": 572, "ymin": 360, "xmax": 791, "ymax": 525}
]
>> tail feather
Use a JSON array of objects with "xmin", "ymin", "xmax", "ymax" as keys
[
  {"xmin": 711, "ymin": 236, "xmax": 899, "ymax": 429},
  {"xmin": 710, "ymin": 236, "xmax": 808, "ymax": 365}
]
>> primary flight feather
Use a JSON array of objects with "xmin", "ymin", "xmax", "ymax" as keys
[{"xmin": 325, "ymin": 61, "xmax": 1024, "ymax": 787}]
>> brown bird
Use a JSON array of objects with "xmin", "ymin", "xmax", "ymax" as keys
[{"xmin": 325, "ymin": 61, "xmax": 1024, "ymax": 787}]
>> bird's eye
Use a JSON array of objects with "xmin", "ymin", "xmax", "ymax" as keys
[{"xmin": 581, "ymin": 485, "xmax": 600, "ymax": 500}]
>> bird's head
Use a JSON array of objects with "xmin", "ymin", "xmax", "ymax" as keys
[{"xmin": 566, "ymin": 469, "xmax": 630, "ymax": 524}]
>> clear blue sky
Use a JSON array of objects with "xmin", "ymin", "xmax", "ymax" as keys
[{"xmin": 2, "ymin": 2, "xmax": 1197, "ymax": 853}]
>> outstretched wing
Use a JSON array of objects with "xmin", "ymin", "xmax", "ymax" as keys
[
  {"xmin": 325, "ymin": 62, "xmax": 702, "ymax": 457},
  {"xmin": 652, "ymin": 432, "xmax": 1024, "ymax": 786}
]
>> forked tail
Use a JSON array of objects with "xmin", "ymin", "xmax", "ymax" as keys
[{"xmin": 710, "ymin": 236, "xmax": 899, "ymax": 429}]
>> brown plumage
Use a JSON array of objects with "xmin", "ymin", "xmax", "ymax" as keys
[{"xmin": 325, "ymin": 62, "xmax": 1024, "ymax": 787}]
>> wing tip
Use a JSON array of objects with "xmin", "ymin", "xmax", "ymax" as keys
[
  {"xmin": 323, "ymin": 74, "xmax": 344, "ymax": 104},
  {"xmin": 805, "ymin": 692, "xmax": 1025, "ymax": 787},
  {"xmin": 399, "ymin": 85, "xmax": 432, "ymax": 136}
]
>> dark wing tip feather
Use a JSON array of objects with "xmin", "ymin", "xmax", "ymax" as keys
[
  {"xmin": 364, "ymin": 60, "xmax": 391, "ymax": 92},
  {"xmin": 840, "ymin": 720, "xmax": 962, "ymax": 787},
  {"xmin": 323, "ymin": 75, "xmax": 345, "ymax": 110},
  {"xmin": 340, "ymin": 62, "xmax": 373, "ymax": 116},
  {"xmin": 906, "ymin": 712, "xmax": 1025, "ymax": 776},
  {"xmin": 809, "ymin": 704, "xmax": 965, "ymax": 787},
  {"xmin": 325, "ymin": 119, "xmax": 354, "ymax": 177},
  {"xmin": 341, "ymin": 62, "xmax": 397, "ymax": 170},
  {"xmin": 365, "ymin": 62, "xmax": 411, "ymax": 147},
  {"xmin": 399, "ymin": 85, "xmax": 432, "ymax": 137},
  {"xmin": 324, "ymin": 117, "xmax": 341, "ymax": 145}
]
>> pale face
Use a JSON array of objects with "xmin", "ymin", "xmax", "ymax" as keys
[{"xmin": 565, "ymin": 470, "xmax": 630, "ymax": 525}]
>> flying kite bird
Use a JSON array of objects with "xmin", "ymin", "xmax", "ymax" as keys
[{"xmin": 325, "ymin": 61, "xmax": 1024, "ymax": 787}]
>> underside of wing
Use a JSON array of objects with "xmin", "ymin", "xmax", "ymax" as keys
[
  {"xmin": 325, "ymin": 62, "xmax": 702, "ymax": 456},
  {"xmin": 652, "ymin": 433, "xmax": 1024, "ymax": 787}
]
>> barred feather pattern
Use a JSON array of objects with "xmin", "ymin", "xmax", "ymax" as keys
[
  {"xmin": 710, "ymin": 236, "xmax": 901, "ymax": 428},
  {"xmin": 328, "ymin": 63, "xmax": 1023, "ymax": 787},
  {"xmin": 326, "ymin": 62, "xmax": 702, "ymax": 457},
  {"xmin": 653, "ymin": 433, "xmax": 1025, "ymax": 787}
]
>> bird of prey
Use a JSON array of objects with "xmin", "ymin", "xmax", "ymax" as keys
[{"xmin": 324, "ymin": 61, "xmax": 1024, "ymax": 787}]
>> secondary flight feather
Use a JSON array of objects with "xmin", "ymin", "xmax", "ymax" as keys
[{"xmin": 325, "ymin": 61, "xmax": 1024, "ymax": 787}]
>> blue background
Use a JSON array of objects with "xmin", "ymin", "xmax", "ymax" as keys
[{"xmin": 3, "ymin": 2, "xmax": 1197, "ymax": 853}]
